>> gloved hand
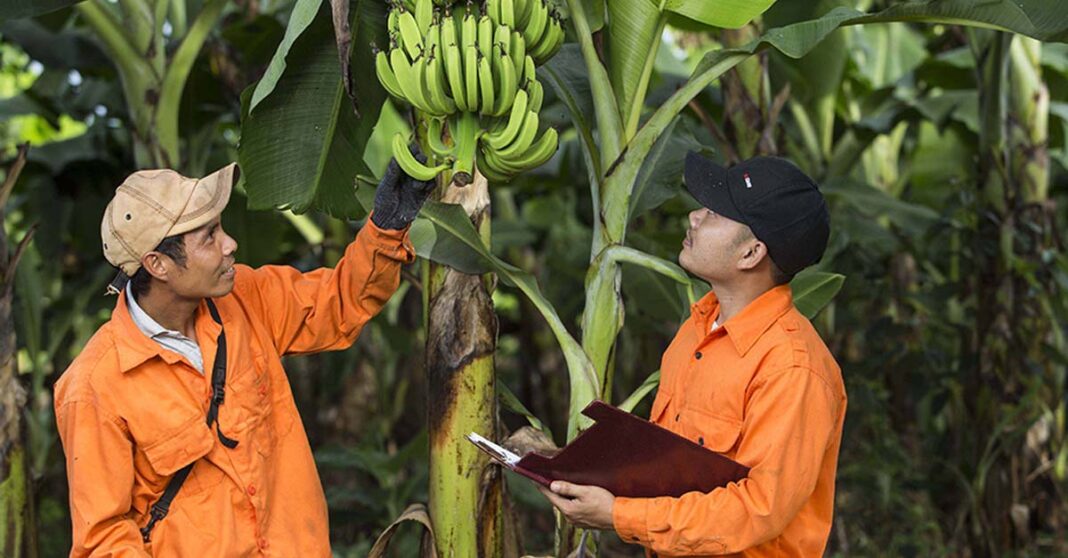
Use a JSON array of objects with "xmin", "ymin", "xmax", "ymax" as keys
[{"xmin": 371, "ymin": 144, "xmax": 438, "ymax": 230}]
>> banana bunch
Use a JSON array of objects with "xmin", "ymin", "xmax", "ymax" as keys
[{"xmin": 375, "ymin": 0, "xmax": 566, "ymax": 185}]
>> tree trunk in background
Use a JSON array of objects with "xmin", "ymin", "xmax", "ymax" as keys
[
  {"xmin": 426, "ymin": 170, "xmax": 503, "ymax": 557},
  {"xmin": 0, "ymin": 146, "xmax": 38, "ymax": 558}
]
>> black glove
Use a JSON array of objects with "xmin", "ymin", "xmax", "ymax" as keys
[{"xmin": 371, "ymin": 144, "xmax": 437, "ymax": 230}]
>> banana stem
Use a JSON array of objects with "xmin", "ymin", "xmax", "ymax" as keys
[{"xmin": 450, "ymin": 111, "xmax": 480, "ymax": 185}]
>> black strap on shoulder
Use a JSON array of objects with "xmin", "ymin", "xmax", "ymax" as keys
[
  {"xmin": 139, "ymin": 463, "xmax": 192, "ymax": 543},
  {"xmin": 204, "ymin": 299, "xmax": 238, "ymax": 449},
  {"xmin": 140, "ymin": 298, "xmax": 237, "ymax": 543}
]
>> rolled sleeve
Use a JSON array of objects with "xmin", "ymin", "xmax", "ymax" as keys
[{"xmin": 240, "ymin": 218, "xmax": 415, "ymax": 355}]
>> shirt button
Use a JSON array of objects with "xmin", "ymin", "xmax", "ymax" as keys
[
  {"xmin": 247, "ymin": 484, "xmax": 257, "ymax": 496},
  {"xmin": 698, "ymin": 437, "xmax": 705, "ymax": 446},
  {"xmin": 695, "ymin": 351, "xmax": 702, "ymax": 360},
  {"xmin": 675, "ymin": 413, "xmax": 681, "ymax": 422}
]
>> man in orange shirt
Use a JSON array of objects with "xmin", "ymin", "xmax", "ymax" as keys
[
  {"xmin": 540, "ymin": 154, "xmax": 846, "ymax": 557},
  {"xmin": 54, "ymin": 155, "xmax": 435, "ymax": 556}
]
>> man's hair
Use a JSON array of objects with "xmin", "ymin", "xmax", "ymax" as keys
[
  {"xmin": 129, "ymin": 235, "xmax": 186, "ymax": 300},
  {"xmin": 734, "ymin": 227, "xmax": 794, "ymax": 286}
]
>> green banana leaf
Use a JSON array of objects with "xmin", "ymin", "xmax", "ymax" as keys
[
  {"xmin": 608, "ymin": 0, "xmax": 1068, "ymax": 238},
  {"xmin": 248, "ymin": 0, "xmax": 323, "ymax": 113},
  {"xmin": 607, "ymin": 0, "xmax": 774, "ymax": 137},
  {"xmin": 239, "ymin": 0, "xmax": 388, "ymax": 218},
  {"xmin": 541, "ymin": 45, "xmax": 602, "ymax": 183},
  {"xmin": 664, "ymin": 0, "xmax": 776, "ymax": 29},
  {"xmin": 410, "ymin": 200, "xmax": 600, "ymax": 439},
  {"xmin": 0, "ymin": 0, "xmax": 81, "ymax": 22},
  {"xmin": 791, "ymin": 270, "xmax": 845, "ymax": 320},
  {"xmin": 498, "ymin": 382, "xmax": 554, "ymax": 439}
]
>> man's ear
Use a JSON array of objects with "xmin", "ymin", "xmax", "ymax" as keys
[
  {"xmin": 737, "ymin": 240, "xmax": 768, "ymax": 272},
  {"xmin": 141, "ymin": 252, "xmax": 171, "ymax": 282}
]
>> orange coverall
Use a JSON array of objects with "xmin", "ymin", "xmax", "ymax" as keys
[
  {"xmin": 54, "ymin": 222, "xmax": 414, "ymax": 557},
  {"xmin": 613, "ymin": 285, "xmax": 847, "ymax": 557}
]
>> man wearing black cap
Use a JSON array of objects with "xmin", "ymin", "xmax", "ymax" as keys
[{"xmin": 539, "ymin": 154, "xmax": 847, "ymax": 557}]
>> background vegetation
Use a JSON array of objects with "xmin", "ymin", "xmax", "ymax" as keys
[{"xmin": 1, "ymin": 0, "xmax": 1066, "ymax": 556}]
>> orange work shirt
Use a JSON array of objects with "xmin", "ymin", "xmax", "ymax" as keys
[
  {"xmin": 613, "ymin": 285, "xmax": 846, "ymax": 557},
  {"xmin": 54, "ymin": 222, "xmax": 414, "ymax": 557}
]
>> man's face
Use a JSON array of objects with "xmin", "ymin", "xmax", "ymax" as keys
[
  {"xmin": 679, "ymin": 208, "xmax": 754, "ymax": 283},
  {"xmin": 164, "ymin": 217, "xmax": 238, "ymax": 299}
]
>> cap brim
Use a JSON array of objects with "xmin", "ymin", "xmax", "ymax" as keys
[
  {"xmin": 683, "ymin": 152, "xmax": 746, "ymax": 224},
  {"xmin": 169, "ymin": 163, "xmax": 238, "ymax": 236}
]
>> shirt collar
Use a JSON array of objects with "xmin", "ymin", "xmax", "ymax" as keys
[
  {"xmin": 112, "ymin": 291, "xmax": 221, "ymax": 373},
  {"xmin": 126, "ymin": 287, "xmax": 176, "ymax": 340},
  {"xmin": 690, "ymin": 284, "xmax": 795, "ymax": 356}
]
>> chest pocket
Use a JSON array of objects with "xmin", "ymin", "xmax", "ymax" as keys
[
  {"xmin": 141, "ymin": 417, "xmax": 224, "ymax": 495},
  {"xmin": 231, "ymin": 353, "xmax": 296, "ymax": 458},
  {"xmin": 679, "ymin": 407, "xmax": 743, "ymax": 456}
]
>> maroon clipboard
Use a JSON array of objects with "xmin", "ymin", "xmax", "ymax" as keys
[{"xmin": 469, "ymin": 400, "xmax": 749, "ymax": 499}]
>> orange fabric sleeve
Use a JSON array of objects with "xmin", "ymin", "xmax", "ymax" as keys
[
  {"xmin": 57, "ymin": 399, "xmax": 152, "ymax": 557},
  {"xmin": 613, "ymin": 366, "xmax": 842, "ymax": 555},
  {"xmin": 239, "ymin": 218, "xmax": 415, "ymax": 356}
]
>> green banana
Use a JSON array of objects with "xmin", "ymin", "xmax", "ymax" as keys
[
  {"xmin": 477, "ymin": 51, "xmax": 496, "ymax": 115},
  {"xmin": 450, "ymin": 111, "xmax": 480, "ymax": 185},
  {"xmin": 508, "ymin": 127, "xmax": 558, "ymax": 169},
  {"xmin": 509, "ymin": 30, "xmax": 526, "ymax": 79},
  {"xmin": 526, "ymin": 76, "xmax": 543, "ymax": 113},
  {"xmin": 426, "ymin": 117, "xmax": 454, "ymax": 157},
  {"xmin": 443, "ymin": 41, "xmax": 468, "ymax": 111},
  {"xmin": 375, "ymin": 49, "xmax": 406, "ymax": 100},
  {"xmin": 486, "ymin": 88, "xmax": 528, "ymax": 149},
  {"xmin": 501, "ymin": 0, "xmax": 515, "ymax": 27},
  {"xmin": 413, "ymin": 51, "xmax": 446, "ymax": 115},
  {"xmin": 392, "ymin": 132, "xmax": 449, "ymax": 180},
  {"xmin": 477, "ymin": 15, "xmax": 493, "ymax": 57},
  {"xmin": 498, "ymin": 109, "xmax": 538, "ymax": 159},
  {"xmin": 524, "ymin": 55, "xmax": 536, "ymax": 83},
  {"xmin": 486, "ymin": 0, "xmax": 501, "ymax": 25},
  {"xmin": 476, "ymin": 148, "xmax": 512, "ymax": 182},
  {"xmin": 493, "ymin": 43, "xmax": 517, "ymax": 116},
  {"xmin": 531, "ymin": 14, "xmax": 563, "ymax": 63},
  {"xmin": 515, "ymin": 0, "xmax": 532, "ymax": 29},
  {"xmin": 391, "ymin": 48, "xmax": 433, "ymax": 113},
  {"xmin": 388, "ymin": 7, "xmax": 400, "ymax": 37},
  {"xmin": 415, "ymin": 0, "xmax": 434, "ymax": 35},
  {"xmin": 397, "ymin": 10, "xmax": 424, "ymax": 60},
  {"xmin": 426, "ymin": 45, "xmax": 457, "ymax": 114},
  {"xmin": 522, "ymin": 0, "xmax": 547, "ymax": 47},
  {"xmin": 464, "ymin": 45, "xmax": 479, "ymax": 112}
]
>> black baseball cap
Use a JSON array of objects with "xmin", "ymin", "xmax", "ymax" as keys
[{"xmin": 683, "ymin": 152, "xmax": 830, "ymax": 276}]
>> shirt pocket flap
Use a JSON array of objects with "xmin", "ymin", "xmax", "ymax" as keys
[
  {"xmin": 142, "ymin": 415, "xmax": 214, "ymax": 476},
  {"xmin": 683, "ymin": 408, "xmax": 743, "ymax": 454}
]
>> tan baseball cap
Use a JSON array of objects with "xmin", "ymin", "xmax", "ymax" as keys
[{"xmin": 101, "ymin": 163, "xmax": 238, "ymax": 277}]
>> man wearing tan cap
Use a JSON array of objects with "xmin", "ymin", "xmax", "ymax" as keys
[{"xmin": 53, "ymin": 156, "xmax": 435, "ymax": 556}]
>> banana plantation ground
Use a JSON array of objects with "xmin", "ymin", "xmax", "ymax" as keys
[{"xmin": 1, "ymin": 0, "xmax": 1068, "ymax": 556}]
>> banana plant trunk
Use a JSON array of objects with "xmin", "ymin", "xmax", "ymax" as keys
[
  {"xmin": 969, "ymin": 30, "xmax": 1054, "ymax": 554},
  {"xmin": 425, "ymin": 170, "xmax": 503, "ymax": 558},
  {"xmin": 0, "ymin": 146, "xmax": 37, "ymax": 558}
]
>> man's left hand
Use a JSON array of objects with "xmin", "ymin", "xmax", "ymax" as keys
[
  {"xmin": 371, "ymin": 144, "xmax": 437, "ymax": 230},
  {"xmin": 537, "ymin": 481, "xmax": 616, "ymax": 531}
]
